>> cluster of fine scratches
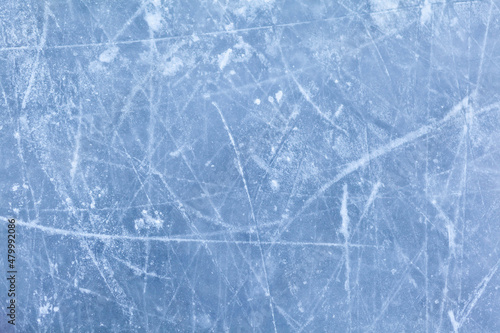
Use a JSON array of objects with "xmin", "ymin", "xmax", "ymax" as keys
[
  {"xmin": 2, "ymin": 0, "xmax": 500, "ymax": 331},
  {"xmin": 4, "ymin": 91, "xmax": 500, "ymax": 331}
]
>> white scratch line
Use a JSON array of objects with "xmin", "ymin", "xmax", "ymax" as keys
[
  {"xmin": 448, "ymin": 310, "xmax": 459, "ymax": 333},
  {"xmin": 457, "ymin": 258, "xmax": 500, "ymax": 328},
  {"xmin": 360, "ymin": 181, "xmax": 382, "ymax": 220},
  {"xmin": 5, "ymin": 217, "xmax": 379, "ymax": 248},
  {"xmin": 21, "ymin": 3, "xmax": 50, "ymax": 109},
  {"xmin": 340, "ymin": 184, "xmax": 352, "ymax": 330},
  {"xmin": 70, "ymin": 104, "xmax": 82, "ymax": 181},
  {"xmin": 211, "ymin": 102, "xmax": 250, "ymax": 202},
  {"xmin": 340, "ymin": 184, "xmax": 350, "ymax": 239},
  {"xmin": 212, "ymin": 102, "xmax": 278, "ymax": 333}
]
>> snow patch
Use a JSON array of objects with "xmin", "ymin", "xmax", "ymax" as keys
[
  {"xmin": 275, "ymin": 90, "xmax": 283, "ymax": 103},
  {"xmin": 134, "ymin": 210, "xmax": 164, "ymax": 230},
  {"xmin": 89, "ymin": 60, "xmax": 105, "ymax": 72},
  {"xmin": 39, "ymin": 303, "xmax": 51, "ymax": 316}
]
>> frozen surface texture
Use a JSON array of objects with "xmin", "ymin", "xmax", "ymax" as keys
[{"xmin": 1, "ymin": 0, "xmax": 500, "ymax": 332}]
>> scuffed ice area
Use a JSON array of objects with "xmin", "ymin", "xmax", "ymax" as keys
[{"xmin": 1, "ymin": 0, "xmax": 500, "ymax": 332}]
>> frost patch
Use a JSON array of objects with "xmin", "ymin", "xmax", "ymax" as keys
[
  {"xmin": 163, "ymin": 57, "xmax": 183, "ymax": 76},
  {"xmin": 369, "ymin": 0, "xmax": 399, "ymax": 13},
  {"xmin": 145, "ymin": 11, "xmax": 162, "ymax": 32},
  {"xmin": 369, "ymin": 0, "xmax": 401, "ymax": 32},
  {"xmin": 99, "ymin": 46, "xmax": 119, "ymax": 63},
  {"xmin": 134, "ymin": 210, "xmax": 164, "ymax": 230}
]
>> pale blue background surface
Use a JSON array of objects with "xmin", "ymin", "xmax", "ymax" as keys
[{"xmin": 1, "ymin": 0, "xmax": 500, "ymax": 332}]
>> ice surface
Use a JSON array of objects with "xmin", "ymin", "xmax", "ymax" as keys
[{"xmin": 1, "ymin": 0, "xmax": 500, "ymax": 332}]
